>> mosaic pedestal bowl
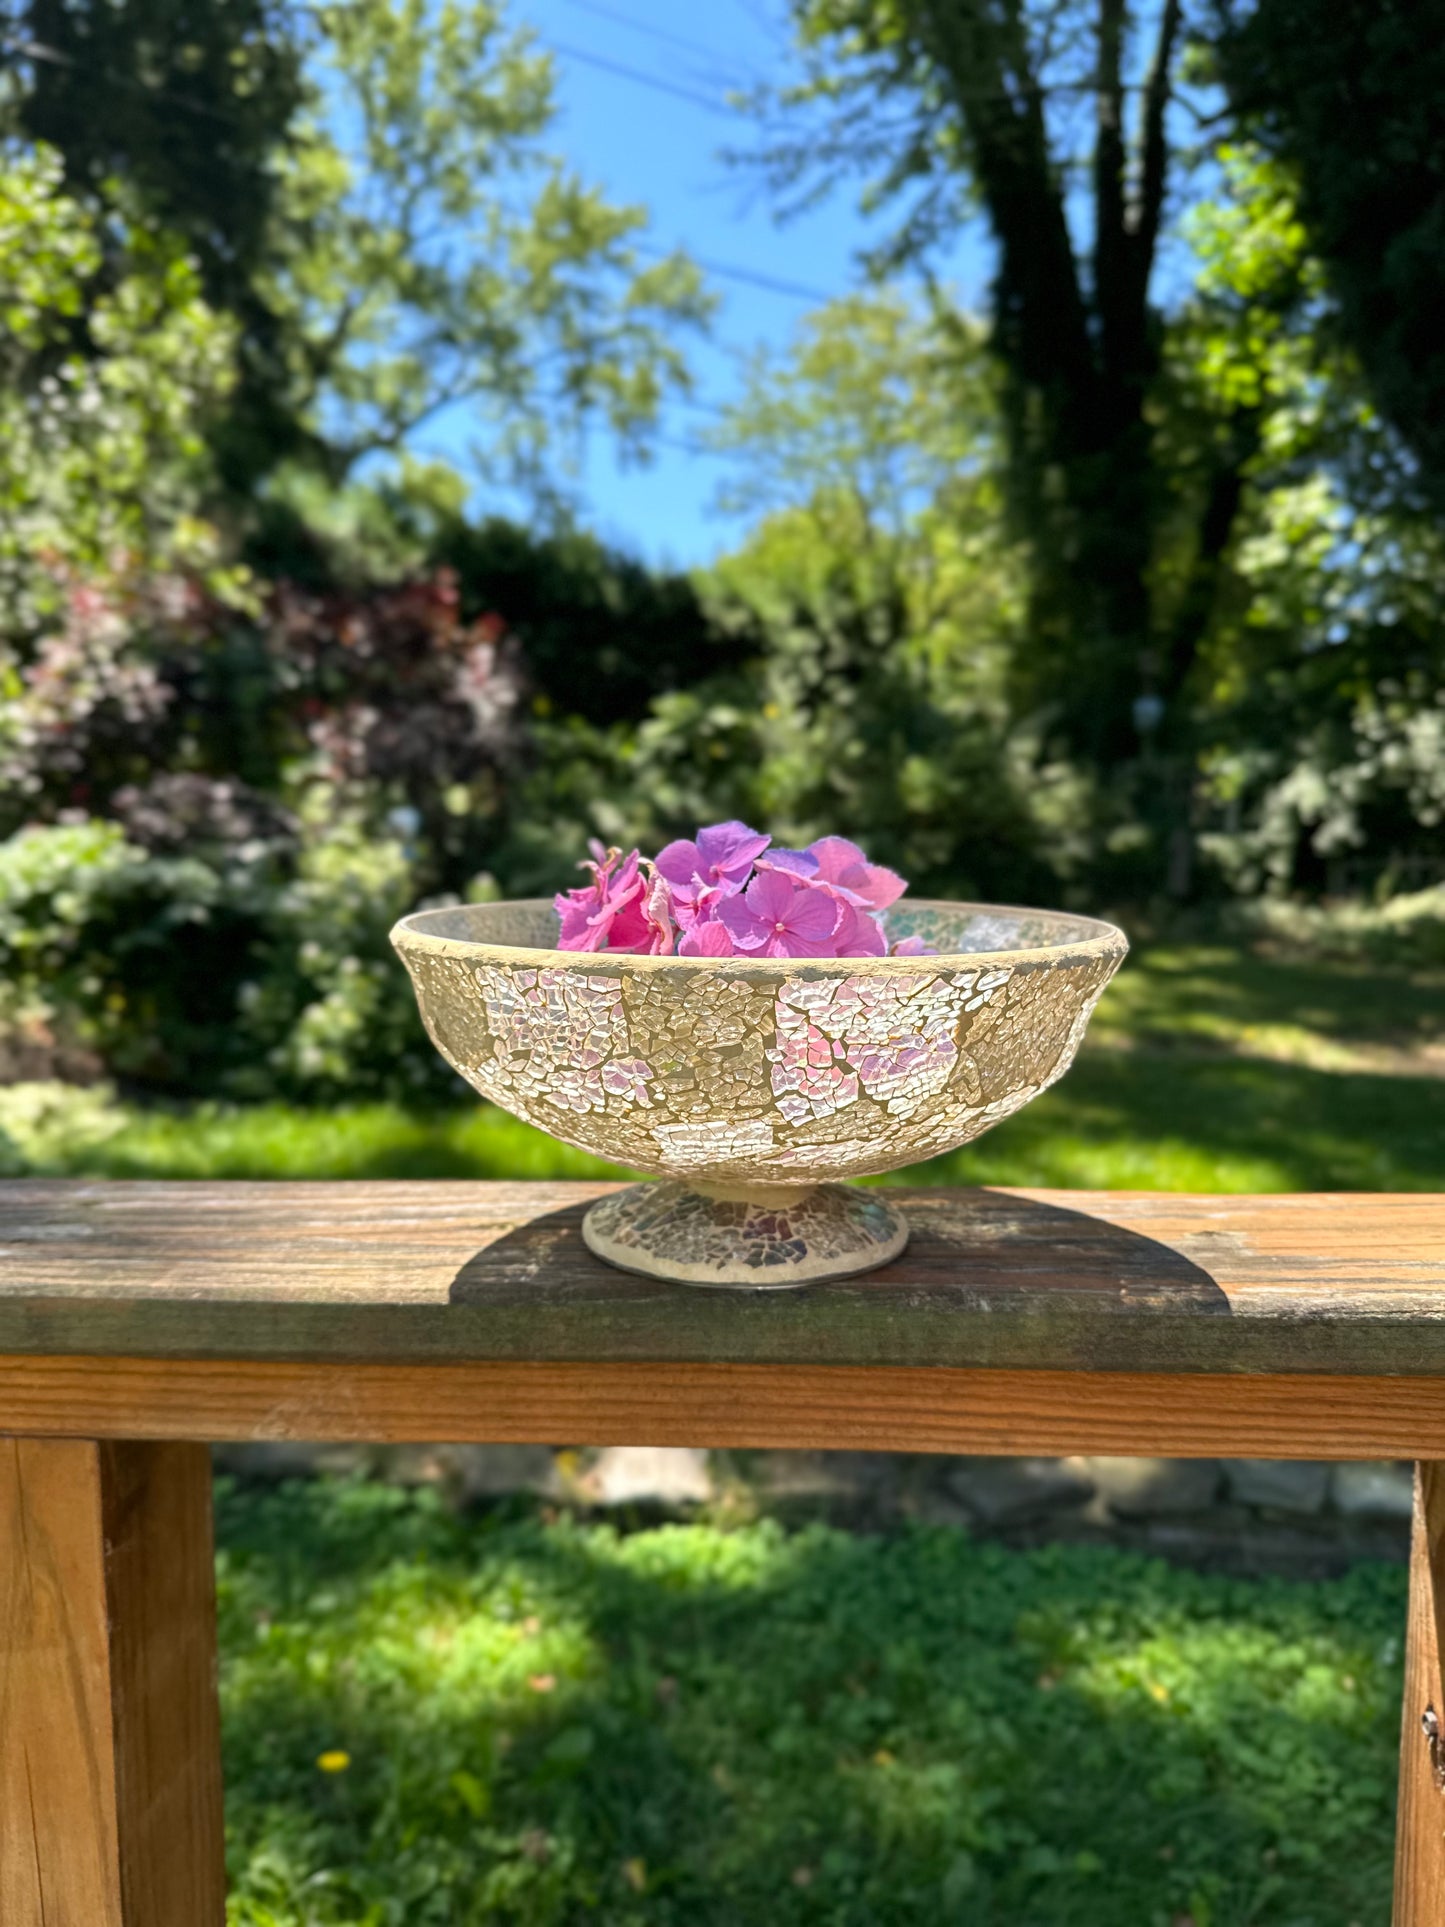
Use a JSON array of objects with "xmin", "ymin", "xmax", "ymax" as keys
[{"xmin": 391, "ymin": 900, "xmax": 1127, "ymax": 1288}]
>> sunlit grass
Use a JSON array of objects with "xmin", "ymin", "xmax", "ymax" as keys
[{"xmin": 218, "ymin": 1479, "xmax": 1404, "ymax": 1927}]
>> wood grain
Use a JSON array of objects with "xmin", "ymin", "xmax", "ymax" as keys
[
  {"xmin": 0, "ymin": 1438, "xmax": 225, "ymax": 1926},
  {"xmin": 9, "ymin": 1353, "xmax": 1445, "ymax": 1457},
  {"xmin": 1396, "ymin": 1465, "xmax": 1445, "ymax": 1925},
  {"xmin": 1, "ymin": 1438, "xmax": 123, "ymax": 1926},
  {"xmin": 0, "ymin": 1182, "xmax": 1443, "ymax": 1374},
  {"xmin": 102, "ymin": 1442, "xmax": 226, "ymax": 1927}
]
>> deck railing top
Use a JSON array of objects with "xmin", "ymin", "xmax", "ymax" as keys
[{"xmin": 1, "ymin": 1180, "xmax": 1441, "ymax": 1377}]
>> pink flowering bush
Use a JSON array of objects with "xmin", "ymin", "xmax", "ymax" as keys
[{"xmin": 553, "ymin": 822, "xmax": 935, "ymax": 958}]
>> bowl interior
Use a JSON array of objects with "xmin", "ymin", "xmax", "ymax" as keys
[{"xmin": 398, "ymin": 897, "xmax": 1120, "ymax": 961}]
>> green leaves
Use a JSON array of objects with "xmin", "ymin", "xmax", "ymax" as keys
[
  {"xmin": 0, "ymin": 145, "xmax": 236, "ymax": 617},
  {"xmin": 258, "ymin": 0, "xmax": 712, "ymax": 492}
]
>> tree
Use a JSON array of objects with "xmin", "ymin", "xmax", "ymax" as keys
[
  {"xmin": 756, "ymin": 0, "xmax": 1252, "ymax": 798},
  {"xmin": 1213, "ymin": 0, "xmax": 1445, "ymax": 504},
  {"xmin": 4, "ymin": 0, "xmax": 711, "ymax": 500},
  {"xmin": 0, "ymin": 144, "xmax": 236, "ymax": 619},
  {"xmin": 259, "ymin": 0, "xmax": 710, "ymax": 495},
  {"xmin": 696, "ymin": 294, "xmax": 1064, "ymax": 899},
  {"xmin": 1166, "ymin": 144, "xmax": 1445, "ymax": 896},
  {"xmin": 10, "ymin": 0, "xmax": 301, "ymax": 313}
]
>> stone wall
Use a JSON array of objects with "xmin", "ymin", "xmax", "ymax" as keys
[{"xmin": 213, "ymin": 1445, "xmax": 1415, "ymax": 1577}]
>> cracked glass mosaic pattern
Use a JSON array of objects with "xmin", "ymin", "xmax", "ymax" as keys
[
  {"xmin": 393, "ymin": 899, "xmax": 1126, "ymax": 1186},
  {"xmin": 583, "ymin": 1180, "xmax": 905, "ymax": 1283}
]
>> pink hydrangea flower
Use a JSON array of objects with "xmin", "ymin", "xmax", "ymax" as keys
[
  {"xmin": 639, "ymin": 865, "xmax": 676, "ymax": 956},
  {"xmin": 678, "ymin": 918, "xmax": 734, "ymax": 957},
  {"xmin": 554, "ymin": 843, "xmax": 653, "ymax": 952},
  {"xmin": 718, "ymin": 870, "xmax": 842, "ymax": 958},
  {"xmin": 655, "ymin": 821, "xmax": 771, "ymax": 904},
  {"xmin": 807, "ymin": 836, "xmax": 906, "ymax": 912},
  {"xmin": 833, "ymin": 899, "xmax": 888, "ymax": 956},
  {"xmin": 554, "ymin": 822, "xmax": 916, "ymax": 957},
  {"xmin": 669, "ymin": 877, "xmax": 737, "ymax": 934},
  {"xmin": 754, "ymin": 847, "xmax": 821, "ymax": 881}
]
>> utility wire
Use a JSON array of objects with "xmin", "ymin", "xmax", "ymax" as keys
[
  {"xmin": 7, "ymin": 30, "xmax": 831, "ymax": 308},
  {"xmin": 555, "ymin": 0, "xmax": 736, "ymax": 70},
  {"xmin": 547, "ymin": 37, "xmax": 740, "ymax": 116},
  {"xmin": 636, "ymin": 242, "xmax": 834, "ymax": 305}
]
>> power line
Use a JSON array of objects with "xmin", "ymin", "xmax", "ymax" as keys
[
  {"xmin": 547, "ymin": 37, "xmax": 740, "ymax": 116},
  {"xmin": 637, "ymin": 242, "xmax": 834, "ymax": 305},
  {"xmin": 555, "ymin": 0, "xmax": 735, "ymax": 69}
]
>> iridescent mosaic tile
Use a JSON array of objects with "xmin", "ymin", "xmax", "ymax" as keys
[{"xmin": 393, "ymin": 898, "xmax": 1127, "ymax": 1285}]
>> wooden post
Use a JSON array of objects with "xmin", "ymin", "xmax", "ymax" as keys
[
  {"xmin": 0, "ymin": 1437, "xmax": 226, "ymax": 1927},
  {"xmin": 1395, "ymin": 1463, "xmax": 1445, "ymax": 1924}
]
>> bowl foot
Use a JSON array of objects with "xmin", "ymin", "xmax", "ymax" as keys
[{"xmin": 581, "ymin": 1180, "xmax": 908, "ymax": 1288}]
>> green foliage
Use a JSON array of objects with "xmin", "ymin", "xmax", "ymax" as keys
[
  {"xmin": 706, "ymin": 292, "xmax": 995, "ymax": 532},
  {"xmin": 214, "ymin": 1479, "xmax": 1403, "ymax": 1925},
  {"xmin": 1213, "ymin": 0, "xmax": 1445, "ymax": 499},
  {"xmin": 763, "ymin": 0, "xmax": 1201, "ymax": 776},
  {"xmin": 1171, "ymin": 148, "xmax": 1445, "ymax": 897},
  {"xmin": 432, "ymin": 517, "xmax": 754, "ymax": 730},
  {"xmin": 501, "ymin": 295, "xmax": 1078, "ymax": 903},
  {"xmin": 7, "ymin": 0, "xmax": 710, "ymax": 499},
  {"xmin": 11, "ymin": 0, "xmax": 303, "ymax": 314},
  {"xmin": 0, "ymin": 1078, "xmax": 125, "ymax": 1175},
  {"xmin": 0, "ymin": 812, "xmax": 453, "ymax": 1099},
  {"xmin": 0, "ymin": 144, "xmax": 236, "ymax": 615},
  {"xmin": 252, "ymin": 0, "xmax": 711, "ymax": 493},
  {"xmin": 229, "ymin": 810, "xmax": 449, "ymax": 1099},
  {"xmin": 0, "ymin": 817, "xmax": 285, "ymax": 1089}
]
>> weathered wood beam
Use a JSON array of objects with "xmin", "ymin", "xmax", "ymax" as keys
[
  {"xmin": 0, "ymin": 1184, "xmax": 1441, "ymax": 1377},
  {"xmin": 1396, "ymin": 1464, "xmax": 1445, "ymax": 1923},
  {"xmin": 0, "ymin": 1439, "xmax": 225, "ymax": 1927},
  {"xmin": 5, "ymin": 1354, "xmax": 1445, "ymax": 1459}
]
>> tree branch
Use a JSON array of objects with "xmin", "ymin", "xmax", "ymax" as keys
[
  {"xmin": 919, "ymin": 0, "xmax": 1094, "ymax": 412},
  {"xmin": 1093, "ymin": 0, "xmax": 1129, "ymax": 379},
  {"xmin": 1129, "ymin": 0, "xmax": 1182, "ymax": 289}
]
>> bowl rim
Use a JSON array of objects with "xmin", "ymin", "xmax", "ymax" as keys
[{"xmin": 391, "ymin": 896, "xmax": 1129, "ymax": 974}]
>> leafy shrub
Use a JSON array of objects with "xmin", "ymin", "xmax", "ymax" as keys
[
  {"xmin": 0, "ymin": 814, "xmax": 458, "ymax": 1101},
  {"xmin": 0, "ymin": 819, "xmax": 275, "ymax": 1089},
  {"xmin": 0, "ymin": 146, "xmax": 236, "ymax": 621},
  {"xmin": 0, "ymin": 1080, "xmax": 126, "ymax": 1176},
  {"xmin": 501, "ymin": 500, "xmax": 1081, "ymax": 905},
  {"xmin": 434, "ymin": 516, "xmax": 756, "ymax": 728},
  {"xmin": 1200, "ymin": 672, "xmax": 1445, "ymax": 897},
  {"xmin": 1243, "ymin": 883, "xmax": 1445, "ymax": 970},
  {"xmin": 0, "ymin": 563, "xmax": 525, "ymax": 876}
]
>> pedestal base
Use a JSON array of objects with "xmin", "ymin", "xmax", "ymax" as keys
[{"xmin": 581, "ymin": 1180, "xmax": 909, "ymax": 1288}]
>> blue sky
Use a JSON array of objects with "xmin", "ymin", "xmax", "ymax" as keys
[{"xmin": 433, "ymin": 0, "xmax": 993, "ymax": 567}]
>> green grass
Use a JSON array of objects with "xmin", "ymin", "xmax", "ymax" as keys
[
  {"xmin": 41, "ymin": 942, "xmax": 1445, "ymax": 1189},
  {"xmin": 219, "ymin": 1478, "xmax": 1402, "ymax": 1927}
]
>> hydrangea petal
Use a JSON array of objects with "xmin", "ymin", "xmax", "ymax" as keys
[
  {"xmin": 678, "ymin": 919, "xmax": 734, "ymax": 957},
  {"xmin": 695, "ymin": 820, "xmax": 771, "ymax": 881}
]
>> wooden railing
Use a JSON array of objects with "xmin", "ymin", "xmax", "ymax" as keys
[{"xmin": 2, "ymin": 1181, "xmax": 1443, "ymax": 1922}]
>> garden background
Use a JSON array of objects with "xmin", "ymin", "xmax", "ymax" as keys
[{"xmin": 1, "ymin": 0, "xmax": 1443, "ymax": 1918}]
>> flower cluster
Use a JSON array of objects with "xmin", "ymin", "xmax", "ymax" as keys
[{"xmin": 554, "ymin": 821, "xmax": 935, "ymax": 959}]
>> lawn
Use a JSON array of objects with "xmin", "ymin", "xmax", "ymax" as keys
[
  {"xmin": 28, "ymin": 942, "xmax": 1445, "ymax": 1190},
  {"xmin": 221, "ymin": 1478, "xmax": 1402, "ymax": 1927}
]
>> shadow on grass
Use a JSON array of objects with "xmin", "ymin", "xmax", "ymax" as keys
[{"xmin": 217, "ymin": 1480, "xmax": 1403, "ymax": 1927}]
